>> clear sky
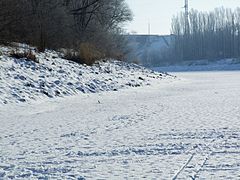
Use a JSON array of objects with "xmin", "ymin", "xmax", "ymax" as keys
[{"xmin": 125, "ymin": 0, "xmax": 240, "ymax": 35}]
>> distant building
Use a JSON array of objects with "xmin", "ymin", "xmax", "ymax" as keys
[{"xmin": 126, "ymin": 34, "xmax": 175, "ymax": 66}]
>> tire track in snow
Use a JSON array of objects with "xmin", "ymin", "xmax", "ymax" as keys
[{"xmin": 172, "ymin": 153, "xmax": 195, "ymax": 180}]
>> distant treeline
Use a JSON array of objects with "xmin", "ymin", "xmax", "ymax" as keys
[
  {"xmin": 0, "ymin": 0, "xmax": 132, "ymax": 63},
  {"xmin": 170, "ymin": 7, "xmax": 240, "ymax": 62}
]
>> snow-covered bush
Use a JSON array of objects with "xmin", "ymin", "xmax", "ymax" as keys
[{"xmin": 10, "ymin": 49, "xmax": 38, "ymax": 63}]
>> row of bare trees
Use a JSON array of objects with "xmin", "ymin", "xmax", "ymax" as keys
[
  {"xmin": 170, "ymin": 7, "xmax": 240, "ymax": 62},
  {"xmin": 0, "ymin": 0, "xmax": 132, "ymax": 61}
]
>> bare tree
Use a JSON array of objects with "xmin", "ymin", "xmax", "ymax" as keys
[
  {"xmin": 0, "ymin": 0, "xmax": 132, "ymax": 62},
  {"xmin": 170, "ymin": 7, "xmax": 240, "ymax": 62}
]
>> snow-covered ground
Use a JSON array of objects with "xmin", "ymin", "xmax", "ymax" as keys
[
  {"xmin": 153, "ymin": 59, "xmax": 240, "ymax": 72},
  {"xmin": 0, "ymin": 45, "xmax": 169, "ymax": 105},
  {"xmin": 1, "ymin": 70, "xmax": 240, "ymax": 179}
]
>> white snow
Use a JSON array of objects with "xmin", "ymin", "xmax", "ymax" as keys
[
  {"xmin": 1, "ymin": 70, "xmax": 240, "ymax": 179},
  {"xmin": 0, "ymin": 45, "xmax": 169, "ymax": 105},
  {"xmin": 153, "ymin": 58, "xmax": 240, "ymax": 72}
]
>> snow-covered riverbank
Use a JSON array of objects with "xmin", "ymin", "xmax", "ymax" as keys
[
  {"xmin": 0, "ymin": 45, "xmax": 170, "ymax": 105},
  {"xmin": 1, "ymin": 71, "xmax": 240, "ymax": 179}
]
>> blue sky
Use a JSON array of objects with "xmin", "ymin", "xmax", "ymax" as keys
[{"xmin": 125, "ymin": 0, "xmax": 240, "ymax": 35}]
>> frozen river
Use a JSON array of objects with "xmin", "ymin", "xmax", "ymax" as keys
[{"xmin": 0, "ymin": 71, "xmax": 240, "ymax": 179}]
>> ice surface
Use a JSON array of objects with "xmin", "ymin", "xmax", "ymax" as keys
[{"xmin": 1, "ymin": 71, "xmax": 240, "ymax": 179}]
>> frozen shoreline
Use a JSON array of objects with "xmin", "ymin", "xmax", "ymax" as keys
[{"xmin": 153, "ymin": 59, "xmax": 240, "ymax": 72}]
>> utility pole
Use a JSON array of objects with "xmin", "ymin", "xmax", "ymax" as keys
[
  {"xmin": 148, "ymin": 21, "xmax": 151, "ymax": 36},
  {"xmin": 146, "ymin": 21, "xmax": 151, "ymax": 67},
  {"xmin": 184, "ymin": 0, "xmax": 189, "ymax": 35},
  {"xmin": 182, "ymin": 0, "xmax": 190, "ymax": 60}
]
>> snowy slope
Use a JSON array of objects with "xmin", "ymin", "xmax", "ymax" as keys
[
  {"xmin": 0, "ymin": 45, "xmax": 171, "ymax": 105},
  {"xmin": 0, "ymin": 71, "xmax": 240, "ymax": 179}
]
